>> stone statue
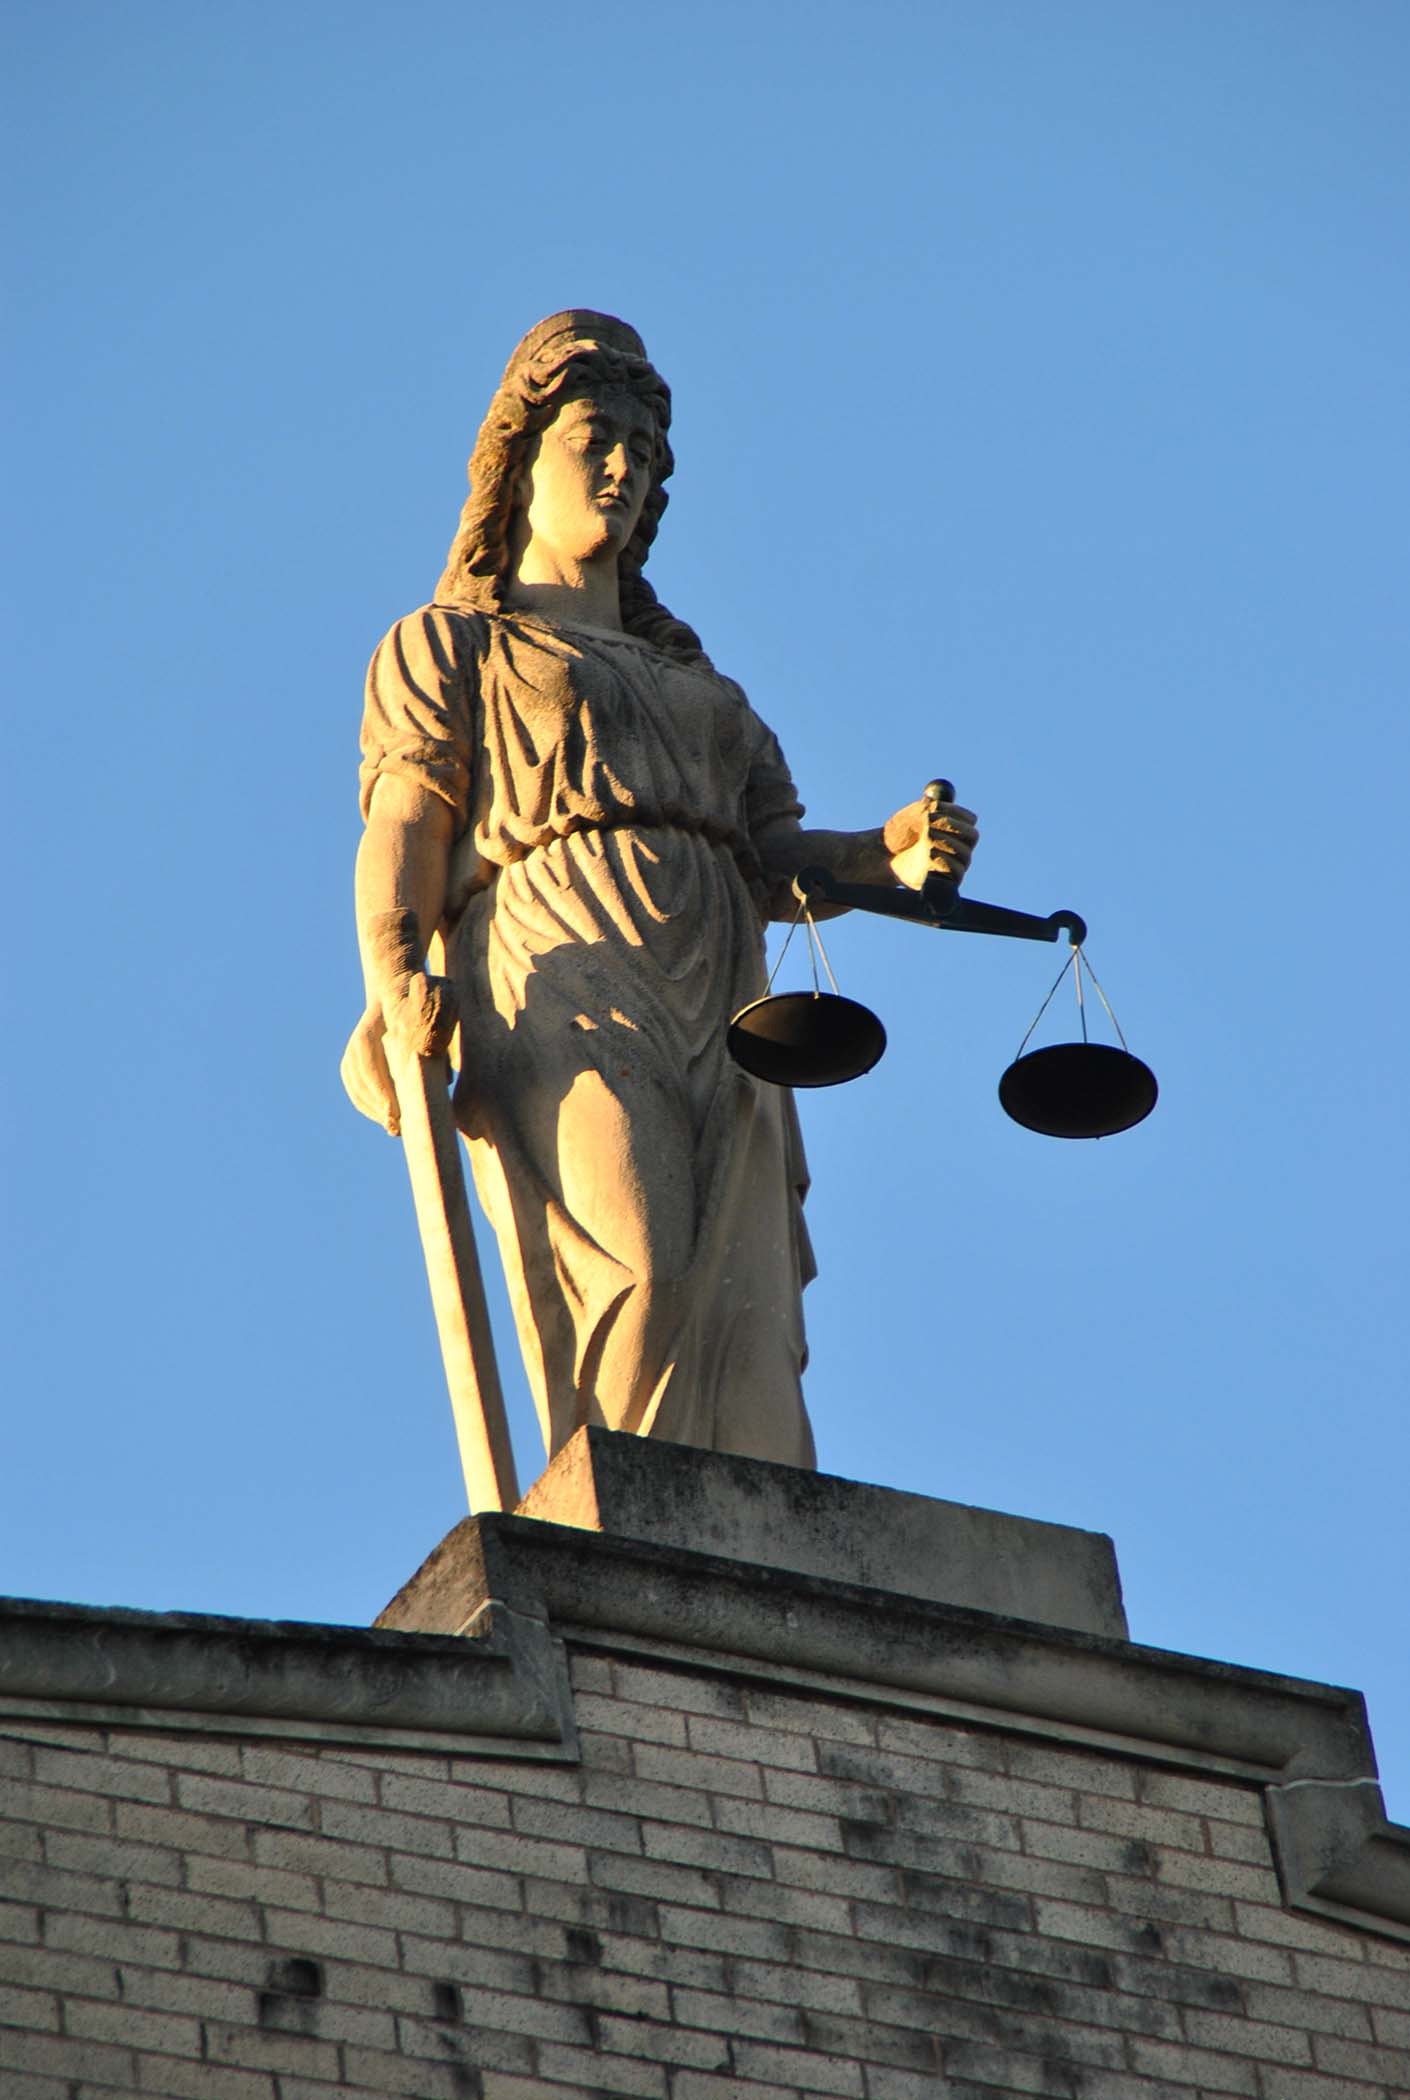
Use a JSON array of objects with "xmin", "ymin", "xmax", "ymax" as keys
[{"xmin": 343, "ymin": 311, "xmax": 977, "ymax": 1470}]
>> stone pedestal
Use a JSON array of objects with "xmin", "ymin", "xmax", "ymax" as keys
[{"xmin": 395, "ymin": 1428, "xmax": 1128, "ymax": 1640}]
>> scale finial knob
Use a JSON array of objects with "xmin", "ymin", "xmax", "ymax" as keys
[{"xmin": 925, "ymin": 778, "xmax": 956, "ymax": 807}]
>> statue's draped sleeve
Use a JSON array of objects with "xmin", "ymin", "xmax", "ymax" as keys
[{"xmin": 358, "ymin": 607, "xmax": 481, "ymax": 829}]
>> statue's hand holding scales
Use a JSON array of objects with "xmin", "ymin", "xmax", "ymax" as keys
[{"xmin": 344, "ymin": 310, "xmax": 980, "ymax": 1472}]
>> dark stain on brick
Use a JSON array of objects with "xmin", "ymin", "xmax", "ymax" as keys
[
  {"xmin": 258, "ymin": 1956, "xmax": 322, "ymax": 2036},
  {"xmin": 431, "ymin": 1980, "xmax": 463, "ymax": 2023},
  {"xmin": 1122, "ymin": 1838, "xmax": 1158, "ymax": 1878},
  {"xmin": 564, "ymin": 1925, "xmax": 602, "ymax": 1965}
]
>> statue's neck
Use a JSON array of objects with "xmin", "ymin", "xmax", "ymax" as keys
[{"xmin": 504, "ymin": 547, "xmax": 623, "ymax": 633}]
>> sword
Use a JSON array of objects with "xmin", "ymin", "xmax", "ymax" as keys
[{"xmin": 379, "ymin": 926, "xmax": 520, "ymax": 1515}]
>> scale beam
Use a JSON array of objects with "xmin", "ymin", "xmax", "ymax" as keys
[{"xmin": 792, "ymin": 867, "xmax": 1086, "ymax": 949}]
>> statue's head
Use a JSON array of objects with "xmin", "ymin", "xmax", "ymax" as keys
[{"xmin": 435, "ymin": 311, "xmax": 705, "ymax": 662}]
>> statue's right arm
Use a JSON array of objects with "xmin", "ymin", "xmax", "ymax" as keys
[{"xmin": 341, "ymin": 775, "xmax": 457, "ymax": 1135}]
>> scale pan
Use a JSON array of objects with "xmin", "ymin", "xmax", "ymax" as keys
[
  {"xmin": 999, "ymin": 1042, "xmax": 1158, "ymax": 1139},
  {"xmin": 727, "ymin": 991, "xmax": 886, "ymax": 1088}
]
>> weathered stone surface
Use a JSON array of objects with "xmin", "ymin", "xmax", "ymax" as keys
[{"xmin": 515, "ymin": 1426, "xmax": 1128, "ymax": 1637}]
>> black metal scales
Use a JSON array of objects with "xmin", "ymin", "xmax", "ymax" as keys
[{"xmin": 727, "ymin": 781, "xmax": 1157, "ymax": 1139}]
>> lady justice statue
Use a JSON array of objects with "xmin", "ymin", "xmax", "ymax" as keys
[{"xmin": 342, "ymin": 311, "xmax": 977, "ymax": 1473}]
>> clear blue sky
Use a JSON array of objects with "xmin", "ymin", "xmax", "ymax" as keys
[{"xmin": 4, "ymin": 3, "xmax": 1407, "ymax": 1814}]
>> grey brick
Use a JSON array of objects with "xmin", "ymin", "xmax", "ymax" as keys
[
  {"xmin": 513, "ymin": 1794, "xmax": 642, "ymax": 1853},
  {"xmin": 250, "ymin": 1828, "xmax": 388, "ymax": 1884},
  {"xmin": 669, "ymin": 1984, "xmax": 803, "ymax": 2043},
  {"xmin": 762, "ymin": 1767, "xmax": 893, "ymax": 1821},
  {"xmin": 802, "ymin": 2006, "xmax": 940, "ymax": 2073},
  {"xmin": 1002, "ymin": 1741, "xmax": 1138, "ymax": 1799},
  {"xmin": 391, "ymin": 1851, "xmax": 523, "ymax": 1912},
  {"xmin": 31, "ymin": 1744, "xmax": 172, "ymax": 1804},
  {"xmin": 240, "ymin": 1743, "xmax": 377, "ymax": 1801},
  {"xmin": 685, "ymin": 1715, "xmax": 816, "ymax": 1772},
  {"xmin": 1245, "ymin": 1904, "xmax": 1382, "ymax": 1958},
  {"xmin": 573, "ymin": 1692, "xmax": 688, "ymax": 1746},
  {"xmin": 874, "ymin": 1713, "xmax": 1006, "ymax": 1768},
  {"xmin": 44, "ymin": 1912, "xmax": 179, "ymax": 1969},
  {"xmin": 611, "ymin": 1662, "xmax": 746, "ymax": 1722},
  {"xmin": 125, "ymin": 1884, "xmax": 261, "ymax": 1939},
  {"xmin": 853, "ymin": 1887, "xmax": 1030, "ymax": 1953},
  {"xmin": 320, "ymin": 1796, "xmax": 455, "ymax": 1856},
  {"xmin": 122, "ymin": 1734, "xmax": 241, "ymax": 1775},
  {"xmin": 1149, "ymin": 1849, "xmax": 1281, "ymax": 1901},
  {"xmin": 65, "ymin": 1996, "xmax": 203, "ymax": 2057},
  {"xmin": 535, "ymin": 2038, "xmax": 670, "ymax": 2093},
  {"xmin": 712, "ymin": 1793, "xmax": 839, "ymax": 1852},
  {"xmin": 257, "ymin": 1903, "xmax": 400, "ymax": 1966},
  {"xmin": 2, "ymin": 1779, "xmax": 114, "ymax": 1835},
  {"xmin": 537, "ymin": 1958, "xmax": 669, "ymax": 2019},
  {"xmin": 173, "ymin": 1773, "xmax": 314, "ymax": 1829},
  {"xmin": 321, "ymin": 1881, "xmax": 455, "ymax": 1940},
  {"xmin": 579, "ymin": 1730, "xmax": 634, "ymax": 1776},
  {"xmin": 1075, "ymin": 1791, "xmax": 1207, "ymax": 1852},
  {"xmin": 378, "ymin": 1768, "xmax": 513, "ymax": 1827},
  {"xmin": 1371, "ymin": 2002, "xmax": 1410, "ymax": 2048},
  {"xmin": 941, "ymin": 1762, "xmax": 1076, "ymax": 1824},
  {"xmin": 201, "ymin": 2021, "xmax": 341, "ymax": 2080},
  {"xmin": 43, "ymin": 1830, "xmax": 182, "ymax": 1888},
  {"xmin": 185, "ymin": 1851, "xmax": 319, "ymax": 1911},
  {"xmin": 1126, "ymin": 2032, "xmax": 1260, "ymax": 2091},
  {"xmin": 1018, "ymin": 1815, "xmax": 1149, "ymax": 1875},
  {"xmin": 744, "ymin": 1685, "xmax": 876, "ymax": 1746},
  {"xmin": 815, "ymin": 1742, "xmax": 954, "ymax": 1802},
  {"xmin": 0, "ymin": 2022, "xmax": 136, "ymax": 2085},
  {"xmin": 454, "ymin": 1824, "xmax": 588, "ymax": 1882},
  {"xmin": 1137, "ymin": 1769, "xmax": 1263, "ymax": 1823},
  {"xmin": 595, "ymin": 2011, "xmax": 735, "ymax": 2066},
  {"xmin": 600, "ymin": 1929, "xmax": 725, "ymax": 1994},
  {"xmin": 114, "ymin": 1966, "xmax": 251, "ymax": 2025},
  {"xmin": 0, "ymin": 1941, "xmax": 120, "ymax": 2001},
  {"xmin": 791, "ymin": 1925, "xmax": 927, "ymax": 1989},
  {"xmin": 341, "ymin": 2038, "xmax": 488, "ymax": 2094},
  {"xmin": 136, "ymin": 2057, "xmax": 275, "ymax": 2099},
  {"xmin": 672, "ymin": 2075, "xmax": 797, "ymax": 2100},
  {"xmin": 1206, "ymin": 1816, "xmax": 1273, "ymax": 1864},
  {"xmin": 1103, "ymin": 1873, "xmax": 1235, "ymax": 1932},
  {"xmin": 479, "ymin": 2078, "xmax": 587, "ymax": 2100},
  {"xmin": 632, "ymin": 1742, "xmax": 764, "ymax": 1800},
  {"xmin": 2, "ymin": 1858, "xmax": 122, "ymax": 1918},
  {"xmin": 1243, "ymin": 1976, "xmax": 1374, "ymax": 2038},
  {"xmin": 567, "ymin": 1646, "xmax": 613, "ymax": 1694},
  {"xmin": 1183, "ymin": 2004, "xmax": 1320, "ymax": 2064},
  {"xmin": 658, "ymin": 1904, "xmax": 789, "ymax": 1962},
  {"xmin": 0, "ymin": 1901, "xmax": 41, "ymax": 1943},
  {"xmin": 1312, "ymin": 2031, "xmax": 1410, "ymax": 2081},
  {"xmin": 588, "ymin": 1848, "xmax": 719, "ymax": 1910},
  {"xmin": 581, "ymin": 1767, "xmax": 713, "ymax": 1830},
  {"xmin": 641, "ymin": 1819, "xmax": 771, "ymax": 1877},
  {"xmin": 720, "ymin": 1874, "xmax": 850, "ymax": 1934},
  {"xmin": 0, "ymin": 1737, "xmax": 35, "ymax": 1779},
  {"xmin": 729, "ymin": 1954, "xmax": 862, "ymax": 2017},
  {"xmin": 1257, "ymin": 2075, "xmax": 1400, "ymax": 2100},
  {"xmin": 732, "ymin": 2037, "xmax": 864, "ymax": 2095},
  {"xmin": 522, "ymin": 1875, "xmax": 659, "ymax": 1942},
  {"xmin": 0, "ymin": 1979, "xmax": 59, "ymax": 2028},
  {"xmin": 113, "ymin": 1803, "xmax": 253, "ymax": 1861},
  {"xmin": 772, "ymin": 1842, "xmax": 899, "ymax": 1904},
  {"xmin": 0, "ymin": 1824, "xmax": 43, "ymax": 1864}
]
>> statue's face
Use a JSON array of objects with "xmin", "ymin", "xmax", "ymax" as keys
[{"xmin": 518, "ymin": 389, "xmax": 657, "ymax": 565}]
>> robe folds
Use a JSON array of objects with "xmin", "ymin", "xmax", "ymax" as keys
[{"xmin": 360, "ymin": 605, "xmax": 817, "ymax": 1466}]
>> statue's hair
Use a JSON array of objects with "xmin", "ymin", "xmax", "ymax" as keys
[{"xmin": 434, "ymin": 311, "xmax": 709, "ymax": 666}]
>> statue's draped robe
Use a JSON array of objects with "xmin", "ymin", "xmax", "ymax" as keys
[{"xmin": 360, "ymin": 607, "xmax": 817, "ymax": 1466}]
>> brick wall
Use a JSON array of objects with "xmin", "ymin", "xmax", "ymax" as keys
[{"xmin": 4, "ymin": 1642, "xmax": 1409, "ymax": 2099}]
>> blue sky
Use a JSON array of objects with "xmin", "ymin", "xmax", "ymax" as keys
[{"xmin": 4, "ymin": 3, "xmax": 1407, "ymax": 1814}]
